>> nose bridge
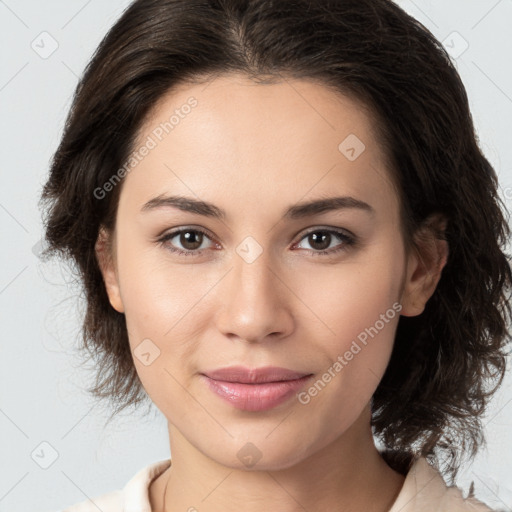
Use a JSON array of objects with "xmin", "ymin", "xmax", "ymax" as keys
[
  {"xmin": 215, "ymin": 235, "xmax": 293, "ymax": 343},
  {"xmin": 231, "ymin": 237, "xmax": 279, "ymax": 310}
]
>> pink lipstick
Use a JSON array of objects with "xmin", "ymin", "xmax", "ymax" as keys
[{"xmin": 201, "ymin": 366, "xmax": 313, "ymax": 412}]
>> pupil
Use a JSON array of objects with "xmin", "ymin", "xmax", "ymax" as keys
[
  {"xmin": 182, "ymin": 231, "xmax": 202, "ymax": 250},
  {"xmin": 311, "ymin": 232, "xmax": 330, "ymax": 251}
]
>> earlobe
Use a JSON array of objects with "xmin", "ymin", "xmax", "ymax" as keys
[
  {"xmin": 95, "ymin": 227, "xmax": 125, "ymax": 313},
  {"xmin": 400, "ymin": 214, "xmax": 449, "ymax": 317}
]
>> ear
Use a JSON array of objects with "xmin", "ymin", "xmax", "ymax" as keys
[
  {"xmin": 400, "ymin": 213, "xmax": 449, "ymax": 317},
  {"xmin": 95, "ymin": 226, "xmax": 125, "ymax": 313}
]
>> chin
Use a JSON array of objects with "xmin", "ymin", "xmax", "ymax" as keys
[{"xmin": 203, "ymin": 436, "xmax": 314, "ymax": 472}]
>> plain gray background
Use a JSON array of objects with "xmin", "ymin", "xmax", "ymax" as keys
[{"xmin": 1, "ymin": 0, "xmax": 511, "ymax": 511}]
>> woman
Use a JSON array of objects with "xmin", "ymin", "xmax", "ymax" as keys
[{"xmin": 42, "ymin": 0, "xmax": 511, "ymax": 510}]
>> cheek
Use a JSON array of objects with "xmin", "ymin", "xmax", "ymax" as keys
[
  {"xmin": 114, "ymin": 241, "xmax": 216, "ymax": 397},
  {"xmin": 297, "ymin": 243, "xmax": 403, "ymax": 344},
  {"xmin": 294, "ymin": 244, "xmax": 403, "ymax": 403},
  {"xmin": 115, "ymin": 251, "xmax": 206, "ymax": 409},
  {"xmin": 116, "ymin": 236, "xmax": 196, "ymax": 334}
]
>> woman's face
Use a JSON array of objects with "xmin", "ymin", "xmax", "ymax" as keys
[{"xmin": 99, "ymin": 73, "xmax": 419, "ymax": 470}]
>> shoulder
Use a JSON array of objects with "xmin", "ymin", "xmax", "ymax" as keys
[
  {"xmin": 55, "ymin": 458, "xmax": 172, "ymax": 512},
  {"xmin": 59, "ymin": 490, "xmax": 122, "ymax": 512},
  {"xmin": 389, "ymin": 457, "xmax": 495, "ymax": 512}
]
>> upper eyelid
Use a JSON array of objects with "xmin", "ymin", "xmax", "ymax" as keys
[{"xmin": 297, "ymin": 226, "xmax": 354, "ymax": 239}]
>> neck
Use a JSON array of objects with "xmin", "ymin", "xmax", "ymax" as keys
[{"xmin": 150, "ymin": 406, "xmax": 405, "ymax": 512}]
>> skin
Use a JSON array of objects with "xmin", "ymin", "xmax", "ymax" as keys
[{"xmin": 96, "ymin": 73, "xmax": 448, "ymax": 511}]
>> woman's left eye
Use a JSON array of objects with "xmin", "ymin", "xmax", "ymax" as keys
[
  {"xmin": 157, "ymin": 227, "xmax": 356, "ymax": 257},
  {"xmin": 294, "ymin": 229, "xmax": 356, "ymax": 256}
]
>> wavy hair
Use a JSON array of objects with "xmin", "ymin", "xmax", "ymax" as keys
[{"xmin": 40, "ymin": 0, "xmax": 512, "ymax": 481}]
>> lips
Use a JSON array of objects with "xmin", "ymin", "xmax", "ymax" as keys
[
  {"xmin": 200, "ymin": 366, "xmax": 314, "ymax": 411},
  {"xmin": 203, "ymin": 365, "xmax": 311, "ymax": 383}
]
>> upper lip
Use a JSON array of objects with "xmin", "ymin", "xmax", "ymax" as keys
[{"xmin": 202, "ymin": 366, "xmax": 312, "ymax": 384}]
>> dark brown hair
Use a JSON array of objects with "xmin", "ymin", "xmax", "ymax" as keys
[{"xmin": 40, "ymin": 0, "xmax": 512, "ymax": 481}]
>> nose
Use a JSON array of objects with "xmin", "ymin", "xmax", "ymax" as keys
[{"xmin": 214, "ymin": 245, "xmax": 295, "ymax": 344}]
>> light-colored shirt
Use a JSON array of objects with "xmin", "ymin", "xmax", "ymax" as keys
[{"xmin": 58, "ymin": 457, "xmax": 494, "ymax": 512}]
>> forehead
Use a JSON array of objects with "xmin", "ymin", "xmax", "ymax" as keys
[
  {"xmin": 137, "ymin": 73, "xmax": 380, "ymax": 155},
  {"xmin": 121, "ymin": 73, "xmax": 399, "ymax": 223}
]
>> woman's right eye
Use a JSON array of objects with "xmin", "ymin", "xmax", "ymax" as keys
[{"xmin": 158, "ymin": 228, "xmax": 216, "ymax": 256}]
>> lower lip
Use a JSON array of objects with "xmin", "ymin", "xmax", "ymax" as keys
[{"xmin": 201, "ymin": 374, "xmax": 313, "ymax": 412}]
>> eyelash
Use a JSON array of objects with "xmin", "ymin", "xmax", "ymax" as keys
[{"xmin": 157, "ymin": 226, "xmax": 357, "ymax": 257}]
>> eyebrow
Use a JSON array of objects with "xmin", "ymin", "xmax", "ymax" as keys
[{"xmin": 141, "ymin": 194, "xmax": 375, "ymax": 219}]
